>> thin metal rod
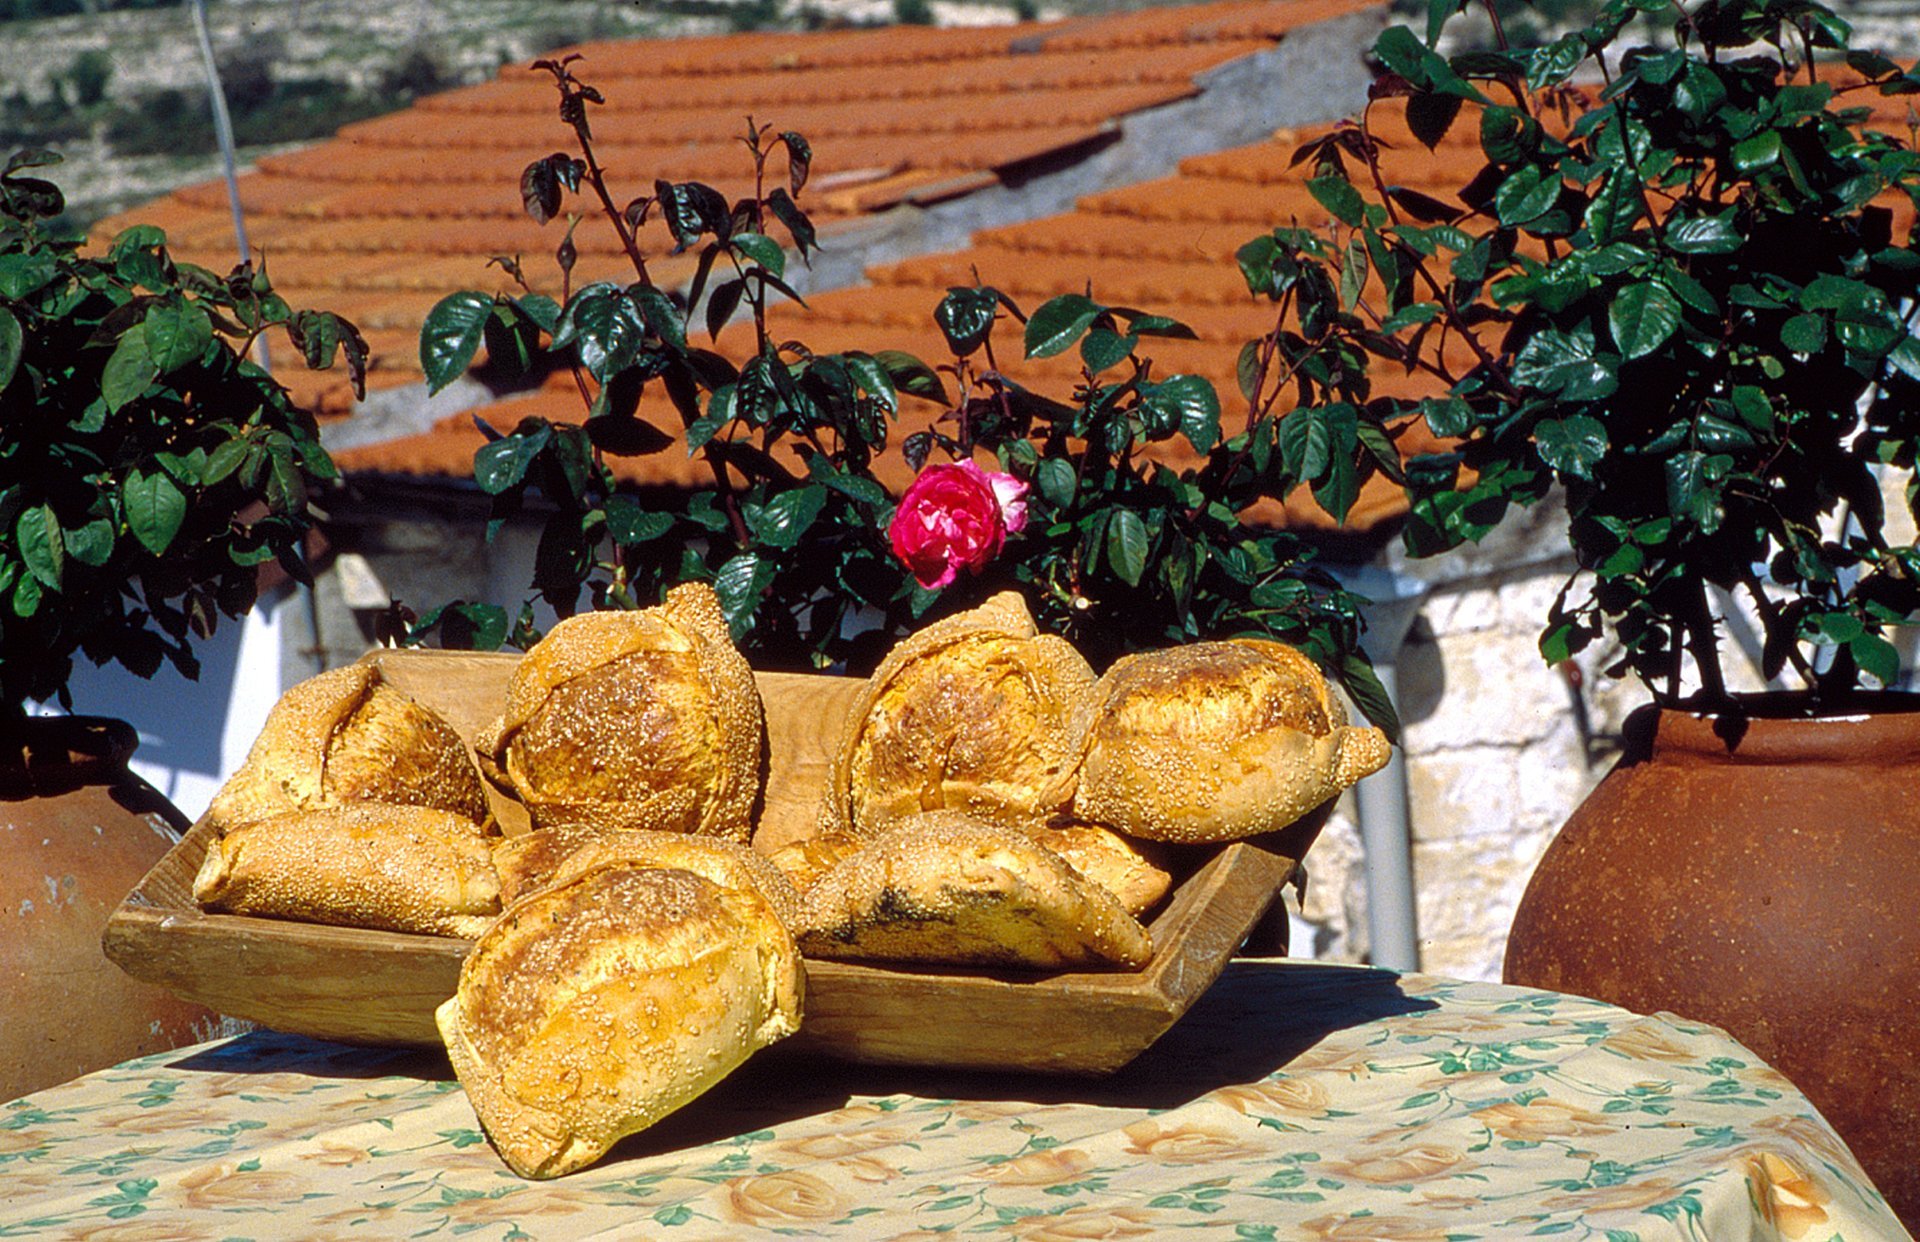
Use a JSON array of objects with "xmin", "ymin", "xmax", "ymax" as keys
[{"xmin": 186, "ymin": 0, "xmax": 268, "ymax": 371}]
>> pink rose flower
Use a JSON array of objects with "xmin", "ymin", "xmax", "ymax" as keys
[{"xmin": 889, "ymin": 459, "xmax": 1029, "ymax": 589}]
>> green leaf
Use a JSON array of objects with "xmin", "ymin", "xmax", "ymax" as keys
[
  {"xmin": 123, "ymin": 470, "xmax": 187, "ymax": 556},
  {"xmin": 1340, "ymin": 651, "xmax": 1401, "ymax": 740},
  {"xmin": 553, "ymin": 283, "xmax": 648, "ymax": 382},
  {"xmin": 102, "ymin": 326, "xmax": 159, "ymax": 414},
  {"xmin": 1608, "ymin": 282, "xmax": 1681, "ymax": 360},
  {"xmin": 1667, "ymin": 213, "xmax": 1741, "ymax": 255},
  {"xmin": 0, "ymin": 309, "xmax": 20, "ymax": 393},
  {"xmin": 1850, "ymin": 632, "xmax": 1901, "ymax": 686},
  {"xmin": 1534, "ymin": 415, "xmax": 1608, "ymax": 478},
  {"xmin": 630, "ymin": 283, "xmax": 688, "ymax": 354},
  {"xmin": 1025, "ymin": 293, "xmax": 1103, "ymax": 359},
  {"xmin": 1665, "ymin": 451, "xmax": 1729, "ymax": 534},
  {"xmin": 713, "ymin": 552, "xmax": 776, "ymax": 635},
  {"xmin": 936, "ymin": 286, "xmax": 1000, "ymax": 357},
  {"xmin": 142, "ymin": 300, "xmax": 213, "ymax": 374},
  {"xmin": 1142, "ymin": 374, "xmax": 1221, "ymax": 454},
  {"xmin": 1512, "ymin": 325, "xmax": 1617, "ymax": 399},
  {"xmin": 1494, "ymin": 165, "xmax": 1560, "ymax": 228},
  {"xmin": 604, "ymin": 496, "xmax": 674, "ymax": 544},
  {"xmin": 1405, "ymin": 91, "xmax": 1462, "ymax": 150},
  {"xmin": 1279, "ymin": 407, "xmax": 1331, "ymax": 479},
  {"xmin": 16, "ymin": 504, "xmax": 63, "ymax": 589},
  {"xmin": 875, "ymin": 349, "xmax": 950, "ymax": 404},
  {"xmin": 751, "ymin": 485, "xmax": 828, "ymax": 550},
  {"xmin": 65, "ymin": 518, "xmax": 114, "ymax": 567},
  {"xmin": 1105, "ymin": 509, "xmax": 1149, "ymax": 586},
  {"xmin": 1780, "ymin": 313, "xmax": 1826, "ymax": 354},
  {"xmin": 474, "ymin": 426, "xmax": 551, "ymax": 495},
  {"xmin": 729, "ymin": 232, "xmax": 786, "ymax": 280},
  {"xmin": 1308, "ymin": 174, "xmax": 1365, "ymax": 227},
  {"xmin": 0, "ymin": 251, "xmax": 56, "ymax": 299},
  {"xmin": 1037, "ymin": 457, "xmax": 1076, "ymax": 508},
  {"xmin": 1080, "ymin": 326, "xmax": 1135, "ymax": 374},
  {"xmin": 420, "ymin": 291, "xmax": 494, "ymax": 394}
]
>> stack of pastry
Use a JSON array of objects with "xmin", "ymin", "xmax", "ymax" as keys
[
  {"xmin": 192, "ymin": 661, "xmax": 502, "ymax": 937},
  {"xmin": 785, "ymin": 591, "xmax": 1391, "ymax": 974},
  {"xmin": 192, "ymin": 580, "xmax": 1391, "ymax": 1179}
]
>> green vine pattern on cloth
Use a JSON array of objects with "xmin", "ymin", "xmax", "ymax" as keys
[{"xmin": 0, "ymin": 963, "xmax": 1906, "ymax": 1241}]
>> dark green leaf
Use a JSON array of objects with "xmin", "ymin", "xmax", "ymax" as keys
[
  {"xmin": 730, "ymin": 231, "xmax": 786, "ymax": 280},
  {"xmin": 123, "ymin": 471, "xmax": 187, "ymax": 556},
  {"xmin": 1037, "ymin": 457, "xmax": 1076, "ymax": 508},
  {"xmin": 713, "ymin": 551, "xmax": 776, "ymax": 635},
  {"xmin": 1850, "ymin": 632, "xmax": 1901, "ymax": 686},
  {"xmin": 1781, "ymin": 313, "xmax": 1827, "ymax": 354},
  {"xmin": 779, "ymin": 131, "xmax": 812, "ymax": 195},
  {"xmin": 604, "ymin": 496, "xmax": 674, "ymax": 544},
  {"xmin": 1340, "ymin": 651, "xmax": 1401, "ymax": 740},
  {"xmin": 1406, "ymin": 91, "xmax": 1462, "ymax": 150},
  {"xmin": 936, "ymin": 287, "xmax": 1000, "ymax": 358},
  {"xmin": 1105, "ymin": 509, "xmax": 1149, "ymax": 587},
  {"xmin": 101, "ymin": 326, "xmax": 159, "ymax": 413},
  {"xmin": 1608, "ymin": 281, "xmax": 1681, "ymax": 359},
  {"xmin": 143, "ymin": 300, "xmax": 213, "ymax": 373},
  {"xmin": 16, "ymin": 504, "xmax": 63, "ymax": 589},
  {"xmin": 1308, "ymin": 174, "xmax": 1366, "ymax": 227},
  {"xmin": 1494, "ymin": 165, "xmax": 1560, "ymax": 228},
  {"xmin": 1534, "ymin": 414, "xmax": 1608, "ymax": 478},
  {"xmin": 1024, "ymin": 293, "xmax": 1104, "ymax": 359},
  {"xmin": 0, "ymin": 309, "xmax": 20, "ymax": 393},
  {"xmin": 1080, "ymin": 327, "xmax": 1136, "ymax": 374},
  {"xmin": 474, "ymin": 426, "xmax": 551, "ymax": 495},
  {"xmin": 766, "ymin": 188, "xmax": 817, "ymax": 258},
  {"xmin": 751, "ymin": 485, "xmax": 828, "ymax": 550},
  {"xmin": 65, "ymin": 518, "xmax": 113, "ymax": 567},
  {"xmin": 1142, "ymin": 374, "xmax": 1221, "ymax": 454},
  {"xmin": 420, "ymin": 291, "xmax": 495, "ymax": 394},
  {"xmin": 1512, "ymin": 325, "xmax": 1617, "ymax": 399},
  {"xmin": 1666, "ymin": 213, "xmax": 1741, "ymax": 255}
]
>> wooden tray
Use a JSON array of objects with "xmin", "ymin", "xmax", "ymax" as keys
[{"xmin": 103, "ymin": 648, "xmax": 1312, "ymax": 1075}]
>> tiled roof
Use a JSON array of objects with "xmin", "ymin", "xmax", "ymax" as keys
[
  {"xmin": 93, "ymin": 0, "xmax": 1378, "ymax": 419},
  {"xmin": 339, "ymin": 72, "xmax": 1920, "ymax": 536},
  {"xmin": 339, "ymin": 99, "xmax": 1472, "ymax": 533}
]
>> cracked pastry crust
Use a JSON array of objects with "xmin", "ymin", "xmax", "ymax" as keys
[
  {"xmin": 1028, "ymin": 822, "xmax": 1173, "ymax": 918},
  {"xmin": 475, "ymin": 582, "xmax": 764, "ymax": 839},
  {"xmin": 818, "ymin": 592, "xmax": 1095, "ymax": 839},
  {"xmin": 797, "ymin": 811, "xmax": 1152, "ymax": 971},
  {"xmin": 542, "ymin": 830, "xmax": 805, "ymax": 931},
  {"xmin": 436, "ymin": 864, "xmax": 803, "ymax": 1179},
  {"xmin": 1064, "ymin": 638, "xmax": 1391, "ymax": 843},
  {"xmin": 192, "ymin": 803, "xmax": 501, "ymax": 938},
  {"xmin": 205, "ymin": 662, "xmax": 491, "ymax": 834}
]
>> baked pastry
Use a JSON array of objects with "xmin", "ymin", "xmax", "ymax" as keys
[
  {"xmin": 798, "ymin": 811, "xmax": 1152, "ymax": 970},
  {"xmin": 819, "ymin": 592, "xmax": 1094, "ymax": 838},
  {"xmin": 192, "ymin": 803, "xmax": 501, "ymax": 938},
  {"xmin": 1065, "ymin": 639, "xmax": 1390, "ymax": 842},
  {"xmin": 545, "ymin": 830, "xmax": 805, "ymax": 930},
  {"xmin": 765, "ymin": 830, "xmax": 864, "ymax": 894},
  {"xmin": 437, "ymin": 864, "xmax": 803, "ymax": 1179},
  {"xmin": 475, "ymin": 582, "xmax": 764, "ymax": 839},
  {"xmin": 1029, "ymin": 822, "xmax": 1172, "ymax": 918},
  {"xmin": 206, "ymin": 662, "xmax": 491, "ymax": 833},
  {"xmin": 490, "ymin": 823, "xmax": 619, "ymax": 905}
]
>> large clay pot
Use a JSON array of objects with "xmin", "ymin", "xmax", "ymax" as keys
[
  {"xmin": 0, "ymin": 716, "xmax": 223, "ymax": 1101},
  {"xmin": 1504, "ymin": 698, "xmax": 1920, "ymax": 1229}
]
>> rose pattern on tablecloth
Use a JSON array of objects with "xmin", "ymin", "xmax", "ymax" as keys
[{"xmin": 0, "ymin": 965, "xmax": 1907, "ymax": 1241}]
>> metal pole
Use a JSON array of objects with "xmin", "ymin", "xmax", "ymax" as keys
[{"xmin": 186, "ymin": 0, "xmax": 269, "ymax": 372}]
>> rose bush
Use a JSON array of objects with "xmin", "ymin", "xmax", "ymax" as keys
[
  {"xmin": 412, "ymin": 59, "xmax": 1400, "ymax": 735},
  {"xmin": 887, "ymin": 459, "xmax": 1028, "ymax": 590}
]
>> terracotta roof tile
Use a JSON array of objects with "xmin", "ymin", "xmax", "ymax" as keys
[{"xmin": 97, "ymin": 0, "xmax": 1371, "ymax": 407}]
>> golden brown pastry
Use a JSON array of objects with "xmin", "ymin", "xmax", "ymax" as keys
[
  {"xmin": 206, "ymin": 662, "xmax": 491, "ymax": 834},
  {"xmin": 798, "ymin": 811, "xmax": 1152, "ymax": 970},
  {"xmin": 192, "ymin": 803, "xmax": 501, "ymax": 938},
  {"xmin": 490, "ymin": 823, "xmax": 620, "ymax": 905},
  {"xmin": 818, "ymin": 592, "xmax": 1094, "ymax": 839},
  {"xmin": 1064, "ymin": 639, "xmax": 1390, "ymax": 843},
  {"xmin": 475, "ymin": 582, "xmax": 764, "ymax": 839},
  {"xmin": 545, "ymin": 830, "xmax": 805, "ymax": 930},
  {"xmin": 1029, "ymin": 822, "xmax": 1173, "ymax": 918},
  {"xmin": 436, "ymin": 865, "xmax": 803, "ymax": 1179},
  {"xmin": 765, "ymin": 830, "xmax": 865, "ymax": 894}
]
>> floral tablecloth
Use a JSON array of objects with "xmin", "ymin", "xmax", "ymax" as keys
[{"xmin": 0, "ymin": 961, "xmax": 1908, "ymax": 1241}]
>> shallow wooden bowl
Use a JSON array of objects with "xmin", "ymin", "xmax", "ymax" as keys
[{"xmin": 104, "ymin": 648, "xmax": 1314, "ymax": 1075}]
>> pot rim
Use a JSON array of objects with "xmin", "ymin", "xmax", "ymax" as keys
[{"xmin": 1628, "ymin": 692, "xmax": 1920, "ymax": 765}]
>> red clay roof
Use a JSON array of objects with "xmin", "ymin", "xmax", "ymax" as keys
[{"xmin": 93, "ymin": 0, "xmax": 1377, "ymax": 419}]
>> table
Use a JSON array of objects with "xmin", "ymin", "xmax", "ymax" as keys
[{"xmin": 0, "ymin": 961, "xmax": 1908, "ymax": 1241}]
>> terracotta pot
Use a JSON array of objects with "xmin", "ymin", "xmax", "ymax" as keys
[
  {"xmin": 1504, "ymin": 698, "xmax": 1920, "ymax": 1229},
  {"xmin": 0, "ymin": 716, "xmax": 223, "ymax": 1102}
]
